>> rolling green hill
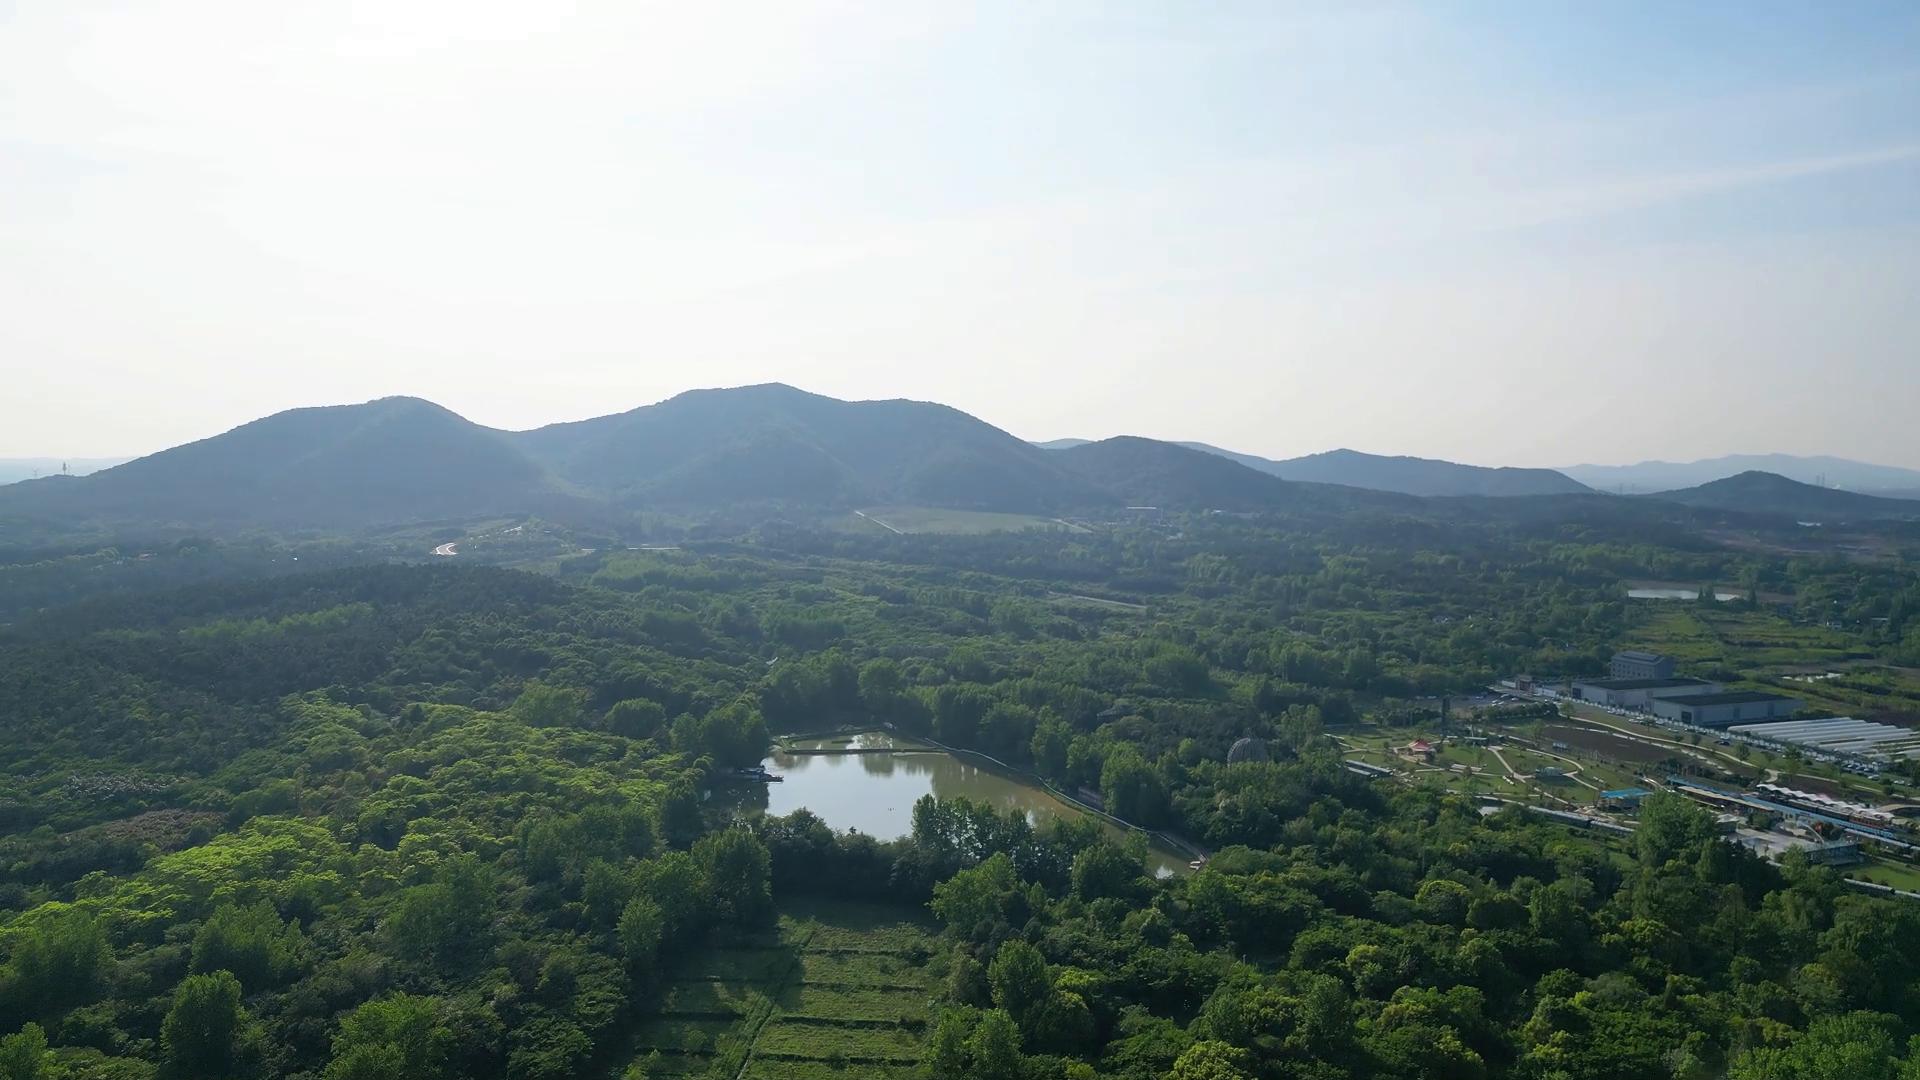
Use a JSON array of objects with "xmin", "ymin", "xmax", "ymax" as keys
[
  {"xmin": 0, "ymin": 386, "xmax": 1104, "ymax": 531},
  {"xmin": 1248, "ymin": 447, "xmax": 1590, "ymax": 497},
  {"xmin": 1646, "ymin": 471, "xmax": 1920, "ymax": 520},
  {"xmin": 1041, "ymin": 439, "xmax": 1589, "ymax": 497},
  {"xmin": 0, "ymin": 397, "xmax": 572, "ymax": 527},
  {"xmin": 1052, "ymin": 437, "xmax": 1417, "ymax": 513},
  {"xmin": 515, "ymin": 384, "xmax": 1094, "ymax": 512}
]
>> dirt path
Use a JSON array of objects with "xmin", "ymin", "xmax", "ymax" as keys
[
  {"xmin": 1050, "ymin": 592, "xmax": 1149, "ymax": 611},
  {"xmin": 853, "ymin": 510, "xmax": 902, "ymax": 534}
]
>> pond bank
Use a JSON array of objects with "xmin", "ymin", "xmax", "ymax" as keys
[{"xmin": 747, "ymin": 728, "xmax": 1205, "ymax": 876}]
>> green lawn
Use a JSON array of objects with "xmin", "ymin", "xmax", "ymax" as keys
[{"xmin": 1848, "ymin": 857, "xmax": 1920, "ymax": 893}]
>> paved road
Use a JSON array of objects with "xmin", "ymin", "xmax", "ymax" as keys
[
  {"xmin": 853, "ymin": 510, "xmax": 903, "ymax": 534},
  {"xmin": 432, "ymin": 542, "xmax": 459, "ymax": 557}
]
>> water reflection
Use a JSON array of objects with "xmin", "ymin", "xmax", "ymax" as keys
[
  {"xmin": 724, "ymin": 735, "xmax": 1188, "ymax": 877},
  {"xmin": 1627, "ymin": 588, "xmax": 1743, "ymax": 601}
]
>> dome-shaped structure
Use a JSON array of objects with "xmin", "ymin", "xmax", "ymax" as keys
[{"xmin": 1226, "ymin": 737, "xmax": 1270, "ymax": 764}]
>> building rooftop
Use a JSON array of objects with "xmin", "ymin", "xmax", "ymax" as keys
[
  {"xmin": 1660, "ymin": 691, "xmax": 1796, "ymax": 707},
  {"xmin": 1576, "ymin": 677, "xmax": 1715, "ymax": 691},
  {"xmin": 1601, "ymin": 787, "xmax": 1652, "ymax": 799},
  {"xmin": 1613, "ymin": 650, "xmax": 1670, "ymax": 663}
]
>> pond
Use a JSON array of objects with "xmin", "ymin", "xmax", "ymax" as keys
[
  {"xmin": 1627, "ymin": 587, "xmax": 1744, "ymax": 601},
  {"xmin": 723, "ymin": 732, "xmax": 1192, "ymax": 878}
]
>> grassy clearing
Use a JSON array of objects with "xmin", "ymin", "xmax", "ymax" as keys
[
  {"xmin": 674, "ymin": 947, "xmax": 795, "ymax": 983},
  {"xmin": 657, "ymin": 979, "xmax": 761, "ymax": 1018},
  {"xmin": 741, "ymin": 1061, "xmax": 919, "ymax": 1080},
  {"xmin": 755, "ymin": 1019, "xmax": 926, "ymax": 1059},
  {"xmin": 1631, "ymin": 608, "xmax": 1857, "ymax": 668},
  {"xmin": 851, "ymin": 506, "xmax": 1078, "ymax": 535},
  {"xmin": 1851, "ymin": 857, "xmax": 1920, "ymax": 892},
  {"xmin": 612, "ymin": 898, "xmax": 939, "ymax": 1079},
  {"xmin": 780, "ymin": 985, "xmax": 928, "ymax": 1023},
  {"xmin": 1623, "ymin": 606, "xmax": 1920, "ymax": 718},
  {"xmin": 795, "ymin": 950, "xmax": 928, "ymax": 987}
]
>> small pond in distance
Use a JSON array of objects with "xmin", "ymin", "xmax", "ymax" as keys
[
  {"xmin": 1627, "ymin": 587, "xmax": 1744, "ymax": 601},
  {"xmin": 724, "ymin": 732, "xmax": 1189, "ymax": 878}
]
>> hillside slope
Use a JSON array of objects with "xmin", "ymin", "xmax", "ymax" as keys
[
  {"xmin": 1042, "ymin": 438, "xmax": 1588, "ymax": 497},
  {"xmin": 0, "ymin": 458, "xmax": 132, "ymax": 485},
  {"xmin": 0, "ymin": 397, "xmax": 565, "ymax": 526},
  {"xmin": 1646, "ymin": 471, "xmax": 1920, "ymax": 520},
  {"xmin": 516, "ymin": 384, "xmax": 1092, "ymax": 511},
  {"xmin": 1255, "ymin": 448, "xmax": 1589, "ymax": 497},
  {"xmin": 1053, "ymin": 437, "xmax": 1414, "ymax": 513}
]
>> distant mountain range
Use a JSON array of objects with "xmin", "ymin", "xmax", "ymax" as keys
[
  {"xmin": 5, "ymin": 386, "xmax": 1915, "ymax": 533},
  {"xmin": 0, "ymin": 386, "xmax": 1356, "ymax": 529},
  {"xmin": 1046, "ymin": 438, "xmax": 1412, "ymax": 514},
  {"xmin": 1643, "ymin": 471, "xmax": 1920, "ymax": 522},
  {"xmin": 1562, "ymin": 454, "xmax": 1920, "ymax": 497},
  {"xmin": 1037, "ymin": 440, "xmax": 1589, "ymax": 497}
]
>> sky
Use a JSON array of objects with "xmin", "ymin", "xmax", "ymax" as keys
[{"xmin": 1, "ymin": 1, "xmax": 1917, "ymax": 468}]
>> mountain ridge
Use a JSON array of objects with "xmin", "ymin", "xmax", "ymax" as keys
[
  {"xmin": 0, "ymin": 386, "xmax": 1102, "ymax": 527},
  {"xmin": 12, "ymin": 386, "xmax": 1909, "ymax": 533},
  {"xmin": 1037, "ymin": 438, "xmax": 1588, "ymax": 497},
  {"xmin": 1564, "ymin": 454, "xmax": 1920, "ymax": 496},
  {"xmin": 1644, "ymin": 470, "xmax": 1920, "ymax": 520}
]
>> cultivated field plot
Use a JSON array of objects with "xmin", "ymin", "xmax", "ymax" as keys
[
  {"xmin": 1621, "ymin": 607, "xmax": 1916, "ymax": 717},
  {"xmin": 616, "ymin": 898, "xmax": 936, "ymax": 1079}
]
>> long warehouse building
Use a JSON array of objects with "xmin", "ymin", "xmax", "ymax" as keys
[
  {"xmin": 1572, "ymin": 676, "xmax": 1720, "ymax": 709},
  {"xmin": 1650, "ymin": 691, "xmax": 1802, "ymax": 727}
]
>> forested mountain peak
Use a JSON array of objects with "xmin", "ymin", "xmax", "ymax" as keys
[
  {"xmin": 1265, "ymin": 447, "xmax": 1591, "ymax": 497},
  {"xmin": 1648, "ymin": 469, "xmax": 1920, "ymax": 520},
  {"xmin": 1041, "ymin": 438, "xmax": 1589, "ymax": 498},
  {"xmin": 0, "ymin": 395, "xmax": 561, "ymax": 527},
  {"xmin": 1051, "ymin": 436, "xmax": 1385, "ymax": 512},
  {"xmin": 512, "ymin": 383, "xmax": 1090, "ymax": 511}
]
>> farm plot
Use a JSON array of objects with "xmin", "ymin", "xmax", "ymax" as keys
[{"xmin": 614, "ymin": 898, "xmax": 935, "ymax": 1080}]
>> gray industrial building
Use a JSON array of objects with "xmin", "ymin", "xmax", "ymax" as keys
[
  {"xmin": 1610, "ymin": 650, "xmax": 1676, "ymax": 680},
  {"xmin": 1650, "ymin": 691, "xmax": 1803, "ymax": 727},
  {"xmin": 1572, "ymin": 676, "xmax": 1721, "ymax": 710}
]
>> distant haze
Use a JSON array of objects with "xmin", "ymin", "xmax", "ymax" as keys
[
  {"xmin": 0, "ymin": 458, "xmax": 131, "ymax": 485},
  {"xmin": 1, "ymin": 5, "xmax": 1916, "ymax": 466},
  {"xmin": 1562, "ymin": 454, "xmax": 1920, "ymax": 495}
]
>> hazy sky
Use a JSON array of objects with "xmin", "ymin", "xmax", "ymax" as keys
[{"xmin": 2, "ymin": 2, "xmax": 1917, "ymax": 467}]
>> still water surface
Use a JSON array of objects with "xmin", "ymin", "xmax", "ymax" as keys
[
  {"xmin": 730, "ymin": 732, "xmax": 1188, "ymax": 877},
  {"xmin": 1628, "ymin": 587, "xmax": 1743, "ymax": 601}
]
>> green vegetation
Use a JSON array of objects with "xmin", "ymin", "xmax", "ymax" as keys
[
  {"xmin": 3, "ymin": 494, "xmax": 1920, "ymax": 1080},
  {"xmin": 612, "ymin": 899, "xmax": 935, "ymax": 1078}
]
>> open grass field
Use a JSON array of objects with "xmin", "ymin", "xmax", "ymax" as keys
[
  {"xmin": 614, "ymin": 898, "xmax": 937, "ymax": 1080},
  {"xmin": 1629, "ymin": 607, "xmax": 1857, "ymax": 668},
  {"xmin": 850, "ymin": 506, "xmax": 1081, "ymax": 535},
  {"xmin": 1852, "ymin": 857, "xmax": 1920, "ymax": 893}
]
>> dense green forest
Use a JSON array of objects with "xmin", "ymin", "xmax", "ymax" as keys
[{"xmin": 5, "ymin": 511, "xmax": 1920, "ymax": 1080}]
